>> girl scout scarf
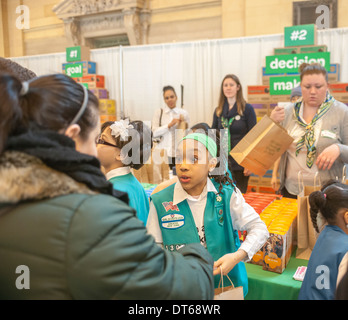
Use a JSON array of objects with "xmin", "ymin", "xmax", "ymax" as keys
[{"xmin": 294, "ymin": 91, "xmax": 335, "ymax": 168}]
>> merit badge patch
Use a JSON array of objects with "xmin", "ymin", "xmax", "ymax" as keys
[
  {"xmin": 162, "ymin": 202, "xmax": 180, "ymax": 212},
  {"xmin": 161, "ymin": 214, "xmax": 185, "ymax": 229}
]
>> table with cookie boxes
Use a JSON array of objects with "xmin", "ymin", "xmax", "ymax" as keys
[{"xmin": 241, "ymin": 192, "xmax": 308, "ymax": 300}]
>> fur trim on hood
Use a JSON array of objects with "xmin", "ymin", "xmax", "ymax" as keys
[{"xmin": 0, "ymin": 151, "xmax": 96, "ymax": 203}]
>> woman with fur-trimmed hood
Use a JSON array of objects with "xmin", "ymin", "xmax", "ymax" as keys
[{"xmin": 0, "ymin": 72, "xmax": 214, "ymax": 300}]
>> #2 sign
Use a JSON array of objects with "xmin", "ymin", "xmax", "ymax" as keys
[{"xmin": 284, "ymin": 24, "xmax": 316, "ymax": 47}]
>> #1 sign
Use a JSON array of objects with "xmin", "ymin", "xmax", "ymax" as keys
[{"xmin": 66, "ymin": 46, "xmax": 82, "ymax": 62}]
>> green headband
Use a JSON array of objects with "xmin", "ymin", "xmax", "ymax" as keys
[{"xmin": 182, "ymin": 133, "xmax": 218, "ymax": 158}]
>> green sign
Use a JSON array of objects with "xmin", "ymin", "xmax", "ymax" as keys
[
  {"xmin": 65, "ymin": 62, "xmax": 84, "ymax": 77},
  {"xmin": 66, "ymin": 46, "xmax": 82, "ymax": 62},
  {"xmin": 284, "ymin": 24, "xmax": 316, "ymax": 47},
  {"xmin": 265, "ymin": 52, "xmax": 330, "ymax": 74},
  {"xmin": 270, "ymin": 76, "xmax": 301, "ymax": 95}
]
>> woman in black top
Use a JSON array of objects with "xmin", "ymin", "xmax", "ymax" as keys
[{"xmin": 212, "ymin": 74, "xmax": 257, "ymax": 193}]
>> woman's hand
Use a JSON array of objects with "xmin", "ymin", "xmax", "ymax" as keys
[
  {"xmin": 270, "ymin": 105, "xmax": 285, "ymax": 123},
  {"xmin": 168, "ymin": 118, "xmax": 181, "ymax": 129},
  {"xmin": 213, "ymin": 250, "xmax": 247, "ymax": 276},
  {"xmin": 316, "ymin": 144, "xmax": 340, "ymax": 171},
  {"xmin": 243, "ymin": 168, "xmax": 252, "ymax": 177},
  {"xmin": 271, "ymin": 175, "xmax": 279, "ymax": 191}
]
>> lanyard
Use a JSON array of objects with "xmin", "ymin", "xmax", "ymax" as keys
[{"xmin": 221, "ymin": 116, "xmax": 235, "ymax": 152}]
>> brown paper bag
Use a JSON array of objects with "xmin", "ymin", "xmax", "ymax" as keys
[
  {"xmin": 296, "ymin": 173, "xmax": 321, "ymax": 260},
  {"xmin": 214, "ymin": 268, "xmax": 244, "ymax": 300},
  {"xmin": 150, "ymin": 148, "xmax": 170, "ymax": 184},
  {"xmin": 175, "ymin": 115, "xmax": 188, "ymax": 145},
  {"xmin": 133, "ymin": 148, "xmax": 168, "ymax": 184},
  {"xmin": 132, "ymin": 148, "xmax": 170, "ymax": 184},
  {"xmin": 161, "ymin": 157, "xmax": 170, "ymax": 181},
  {"xmin": 132, "ymin": 164, "xmax": 149, "ymax": 183},
  {"xmin": 230, "ymin": 115, "xmax": 294, "ymax": 176}
]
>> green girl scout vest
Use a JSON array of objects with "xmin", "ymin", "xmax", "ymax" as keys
[{"xmin": 150, "ymin": 180, "xmax": 248, "ymax": 296}]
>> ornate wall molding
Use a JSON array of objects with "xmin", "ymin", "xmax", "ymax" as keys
[
  {"xmin": 53, "ymin": 0, "xmax": 151, "ymax": 46},
  {"xmin": 151, "ymin": 0, "xmax": 221, "ymax": 15}
]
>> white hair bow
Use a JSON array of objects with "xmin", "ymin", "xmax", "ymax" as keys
[{"xmin": 110, "ymin": 119, "xmax": 134, "ymax": 140}]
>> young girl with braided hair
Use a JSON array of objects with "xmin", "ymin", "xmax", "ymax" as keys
[
  {"xmin": 147, "ymin": 128, "xmax": 268, "ymax": 296},
  {"xmin": 150, "ymin": 123, "xmax": 234, "ymax": 195},
  {"xmin": 298, "ymin": 180, "xmax": 348, "ymax": 300}
]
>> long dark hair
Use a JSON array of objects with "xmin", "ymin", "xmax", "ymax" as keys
[
  {"xmin": 0, "ymin": 73, "xmax": 99, "ymax": 154},
  {"xmin": 309, "ymin": 180, "xmax": 348, "ymax": 233}
]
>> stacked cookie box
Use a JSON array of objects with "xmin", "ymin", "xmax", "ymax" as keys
[{"xmin": 62, "ymin": 45, "xmax": 117, "ymax": 124}]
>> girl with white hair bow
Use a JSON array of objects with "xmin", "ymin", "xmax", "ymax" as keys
[{"xmin": 97, "ymin": 119, "xmax": 153, "ymax": 224}]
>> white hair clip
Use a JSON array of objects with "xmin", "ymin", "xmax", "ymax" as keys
[
  {"xmin": 110, "ymin": 119, "xmax": 134, "ymax": 140},
  {"xmin": 20, "ymin": 81, "xmax": 29, "ymax": 96}
]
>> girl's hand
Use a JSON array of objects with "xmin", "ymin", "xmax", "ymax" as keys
[
  {"xmin": 316, "ymin": 144, "xmax": 340, "ymax": 171},
  {"xmin": 213, "ymin": 250, "xmax": 247, "ymax": 276}
]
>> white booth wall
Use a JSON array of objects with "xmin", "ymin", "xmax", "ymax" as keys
[{"xmin": 11, "ymin": 27, "xmax": 348, "ymax": 127}]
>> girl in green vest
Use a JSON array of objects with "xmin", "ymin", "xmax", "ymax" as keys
[{"xmin": 147, "ymin": 129, "xmax": 269, "ymax": 296}]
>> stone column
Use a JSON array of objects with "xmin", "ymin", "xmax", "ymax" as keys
[
  {"xmin": 140, "ymin": 8, "xmax": 151, "ymax": 45},
  {"xmin": 63, "ymin": 17, "xmax": 81, "ymax": 46},
  {"xmin": 123, "ymin": 7, "xmax": 141, "ymax": 46}
]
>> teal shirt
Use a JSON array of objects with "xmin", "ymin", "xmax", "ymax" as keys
[
  {"xmin": 298, "ymin": 225, "xmax": 348, "ymax": 300},
  {"xmin": 109, "ymin": 173, "xmax": 149, "ymax": 225},
  {"xmin": 150, "ymin": 181, "xmax": 248, "ymax": 295}
]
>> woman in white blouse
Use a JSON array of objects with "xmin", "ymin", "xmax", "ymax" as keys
[{"xmin": 152, "ymin": 86, "xmax": 190, "ymax": 174}]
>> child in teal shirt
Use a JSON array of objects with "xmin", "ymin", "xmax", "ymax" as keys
[
  {"xmin": 299, "ymin": 180, "xmax": 348, "ymax": 300},
  {"xmin": 97, "ymin": 119, "xmax": 152, "ymax": 224}
]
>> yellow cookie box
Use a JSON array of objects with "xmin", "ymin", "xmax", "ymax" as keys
[
  {"xmin": 250, "ymin": 197, "xmax": 298, "ymax": 273},
  {"xmin": 99, "ymin": 99, "xmax": 116, "ymax": 116}
]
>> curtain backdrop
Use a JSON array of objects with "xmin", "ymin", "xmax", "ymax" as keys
[{"xmin": 11, "ymin": 27, "xmax": 348, "ymax": 127}]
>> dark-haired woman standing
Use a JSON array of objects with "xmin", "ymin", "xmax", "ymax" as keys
[
  {"xmin": 152, "ymin": 86, "xmax": 190, "ymax": 174},
  {"xmin": 212, "ymin": 74, "xmax": 256, "ymax": 193}
]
